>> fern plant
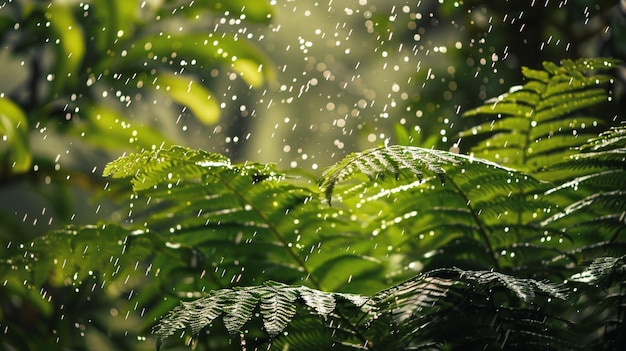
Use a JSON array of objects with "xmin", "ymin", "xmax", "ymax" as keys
[
  {"xmin": 542, "ymin": 124, "xmax": 626, "ymax": 243},
  {"xmin": 146, "ymin": 59, "xmax": 624, "ymax": 350},
  {"xmin": 1, "ymin": 59, "xmax": 624, "ymax": 350},
  {"xmin": 149, "ymin": 130, "xmax": 624, "ymax": 350}
]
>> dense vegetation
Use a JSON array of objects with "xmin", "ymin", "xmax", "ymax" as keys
[
  {"xmin": 131, "ymin": 58, "xmax": 626, "ymax": 350},
  {"xmin": 1, "ymin": 1, "xmax": 625, "ymax": 350},
  {"xmin": 3, "ymin": 56, "xmax": 626, "ymax": 350}
]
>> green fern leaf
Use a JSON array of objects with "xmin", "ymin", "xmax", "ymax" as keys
[
  {"xmin": 542, "ymin": 123, "xmax": 625, "ymax": 244},
  {"xmin": 104, "ymin": 144, "xmax": 414, "ymax": 328},
  {"xmin": 567, "ymin": 255, "xmax": 626, "ymax": 348},
  {"xmin": 461, "ymin": 58, "xmax": 620, "ymax": 174},
  {"xmin": 260, "ymin": 281, "xmax": 299, "ymax": 336},
  {"xmin": 154, "ymin": 268, "xmax": 571, "ymax": 349},
  {"xmin": 223, "ymin": 290, "xmax": 258, "ymax": 333},
  {"xmin": 373, "ymin": 268, "xmax": 571, "ymax": 349},
  {"xmin": 103, "ymin": 146, "xmax": 233, "ymax": 191},
  {"xmin": 152, "ymin": 289, "xmax": 227, "ymax": 345},
  {"xmin": 319, "ymin": 144, "xmax": 550, "ymax": 273},
  {"xmin": 297, "ymin": 285, "xmax": 337, "ymax": 318},
  {"xmin": 570, "ymin": 255, "xmax": 626, "ymax": 285},
  {"xmin": 152, "ymin": 281, "xmax": 372, "ymax": 347},
  {"xmin": 377, "ymin": 268, "xmax": 566, "ymax": 306},
  {"xmin": 103, "ymin": 146, "xmax": 328, "ymax": 290},
  {"xmin": 455, "ymin": 269, "xmax": 567, "ymax": 302},
  {"xmin": 319, "ymin": 145, "xmax": 521, "ymax": 202}
]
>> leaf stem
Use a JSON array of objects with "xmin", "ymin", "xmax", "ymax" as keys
[
  {"xmin": 447, "ymin": 178, "xmax": 501, "ymax": 270},
  {"xmin": 218, "ymin": 175, "xmax": 323, "ymax": 289}
]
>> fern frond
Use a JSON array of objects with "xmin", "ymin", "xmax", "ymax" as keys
[
  {"xmin": 376, "ymin": 268, "xmax": 566, "ymax": 306},
  {"xmin": 457, "ymin": 269, "xmax": 568, "ymax": 301},
  {"xmin": 319, "ymin": 144, "xmax": 526, "ymax": 201},
  {"xmin": 583, "ymin": 123, "xmax": 626, "ymax": 151},
  {"xmin": 552, "ymin": 123, "xmax": 626, "ymax": 172},
  {"xmin": 567, "ymin": 255, "xmax": 626, "ymax": 349},
  {"xmin": 0, "ymin": 224, "xmax": 154, "ymax": 289},
  {"xmin": 105, "ymin": 146, "xmax": 330, "ymax": 290},
  {"xmin": 542, "ymin": 190, "xmax": 626, "ymax": 225},
  {"xmin": 152, "ymin": 281, "xmax": 374, "ymax": 348},
  {"xmin": 374, "ymin": 268, "xmax": 571, "ymax": 350},
  {"xmin": 104, "ymin": 146, "xmax": 234, "ymax": 190},
  {"xmin": 319, "ymin": 144, "xmax": 550, "ymax": 273},
  {"xmin": 223, "ymin": 290, "xmax": 257, "ymax": 332},
  {"xmin": 155, "ymin": 269, "xmax": 571, "ymax": 350},
  {"xmin": 318, "ymin": 145, "xmax": 460, "ymax": 203},
  {"xmin": 104, "ymin": 146, "xmax": 405, "ymax": 300},
  {"xmin": 461, "ymin": 58, "xmax": 620, "ymax": 175},
  {"xmin": 570, "ymin": 255, "xmax": 626, "ymax": 285},
  {"xmin": 542, "ymin": 123, "xmax": 626, "ymax": 247},
  {"xmin": 260, "ymin": 282, "xmax": 299, "ymax": 336}
]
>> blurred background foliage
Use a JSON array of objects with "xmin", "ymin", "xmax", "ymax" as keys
[{"xmin": 0, "ymin": 0, "xmax": 625, "ymax": 350}]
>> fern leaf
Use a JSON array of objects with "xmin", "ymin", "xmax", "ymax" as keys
[
  {"xmin": 320, "ymin": 144, "xmax": 550, "ymax": 273},
  {"xmin": 568, "ymin": 255, "xmax": 626, "ymax": 348},
  {"xmin": 373, "ymin": 268, "xmax": 571, "ymax": 349},
  {"xmin": 297, "ymin": 285, "xmax": 337, "ymax": 318},
  {"xmin": 461, "ymin": 58, "xmax": 620, "ymax": 174},
  {"xmin": 570, "ymin": 255, "xmax": 626, "ymax": 285},
  {"xmin": 153, "ymin": 290, "xmax": 226, "ymax": 343},
  {"xmin": 103, "ymin": 145, "xmax": 405, "ymax": 321},
  {"xmin": 377, "ymin": 268, "xmax": 566, "ymax": 305},
  {"xmin": 222, "ymin": 290, "xmax": 258, "ymax": 333},
  {"xmin": 154, "ymin": 265, "xmax": 579, "ymax": 350},
  {"xmin": 103, "ymin": 146, "xmax": 233, "ymax": 190},
  {"xmin": 542, "ymin": 123, "xmax": 625, "ymax": 243},
  {"xmin": 103, "ymin": 146, "xmax": 326, "ymax": 289},
  {"xmin": 564, "ymin": 123, "xmax": 626, "ymax": 163},
  {"xmin": 456, "ymin": 269, "xmax": 568, "ymax": 302},
  {"xmin": 334, "ymin": 292, "xmax": 375, "ymax": 313},
  {"xmin": 375, "ymin": 274, "xmax": 453, "ymax": 322},
  {"xmin": 152, "ymin": 281, "xmax": 371, "ymax": 346},
  {"xmin": 584, "ymin": 123, "xmax": 626, "ymax": 151},
  {"xmin": 319, "ymin": 145, "xmax": 519, "ymax": 202},
  {"xmin": 260, "ymin": 281, "xmax": 299, "ymax": 336}
]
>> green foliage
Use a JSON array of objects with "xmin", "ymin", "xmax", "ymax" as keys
[
  {"xmin": 153, "ymin": 269, "xmax": 572, "ymax": 350},
  {"xmin": 0, "ymin": 97, "xmax": 30, "ymax": 173},
  {"xmin": 320, "ymin": 143, "xmax": 548, "ymax": 274},
  {"xmin": 103, "ymin": 146, "xmax": 336, "ymax": 292},
  {"xmin": 2, "ymin": 57, "xmax": 625, "ymax": 350},
  {"xmin": 1, "ymin": 223, "xmax": 153, "ymax": 349},
  {"xmin": 147, "ymin": 60, "xmax": 624, "ymax": 350},
  {"xmin": 461, "ymin": 58, "xmax": 619, "ymax": 176},
  {"xmin": 4, "ymin": 224, "xmax": 150, "ymax": 288},
  {"xmin": 148, "ymin": 137, "xmax": 622, "ymax": 349},
  {"xmin": 152, "ymin": 281, "xmax": 373, "ymax": 349},
  {"xmin": 0, "ymin": 0, "xmax": 273, "ymax": 197}
]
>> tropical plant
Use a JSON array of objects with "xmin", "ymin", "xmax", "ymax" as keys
[{"xmin": 1, "ymin": 58, "xmax": 625, "ymax": 350}]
